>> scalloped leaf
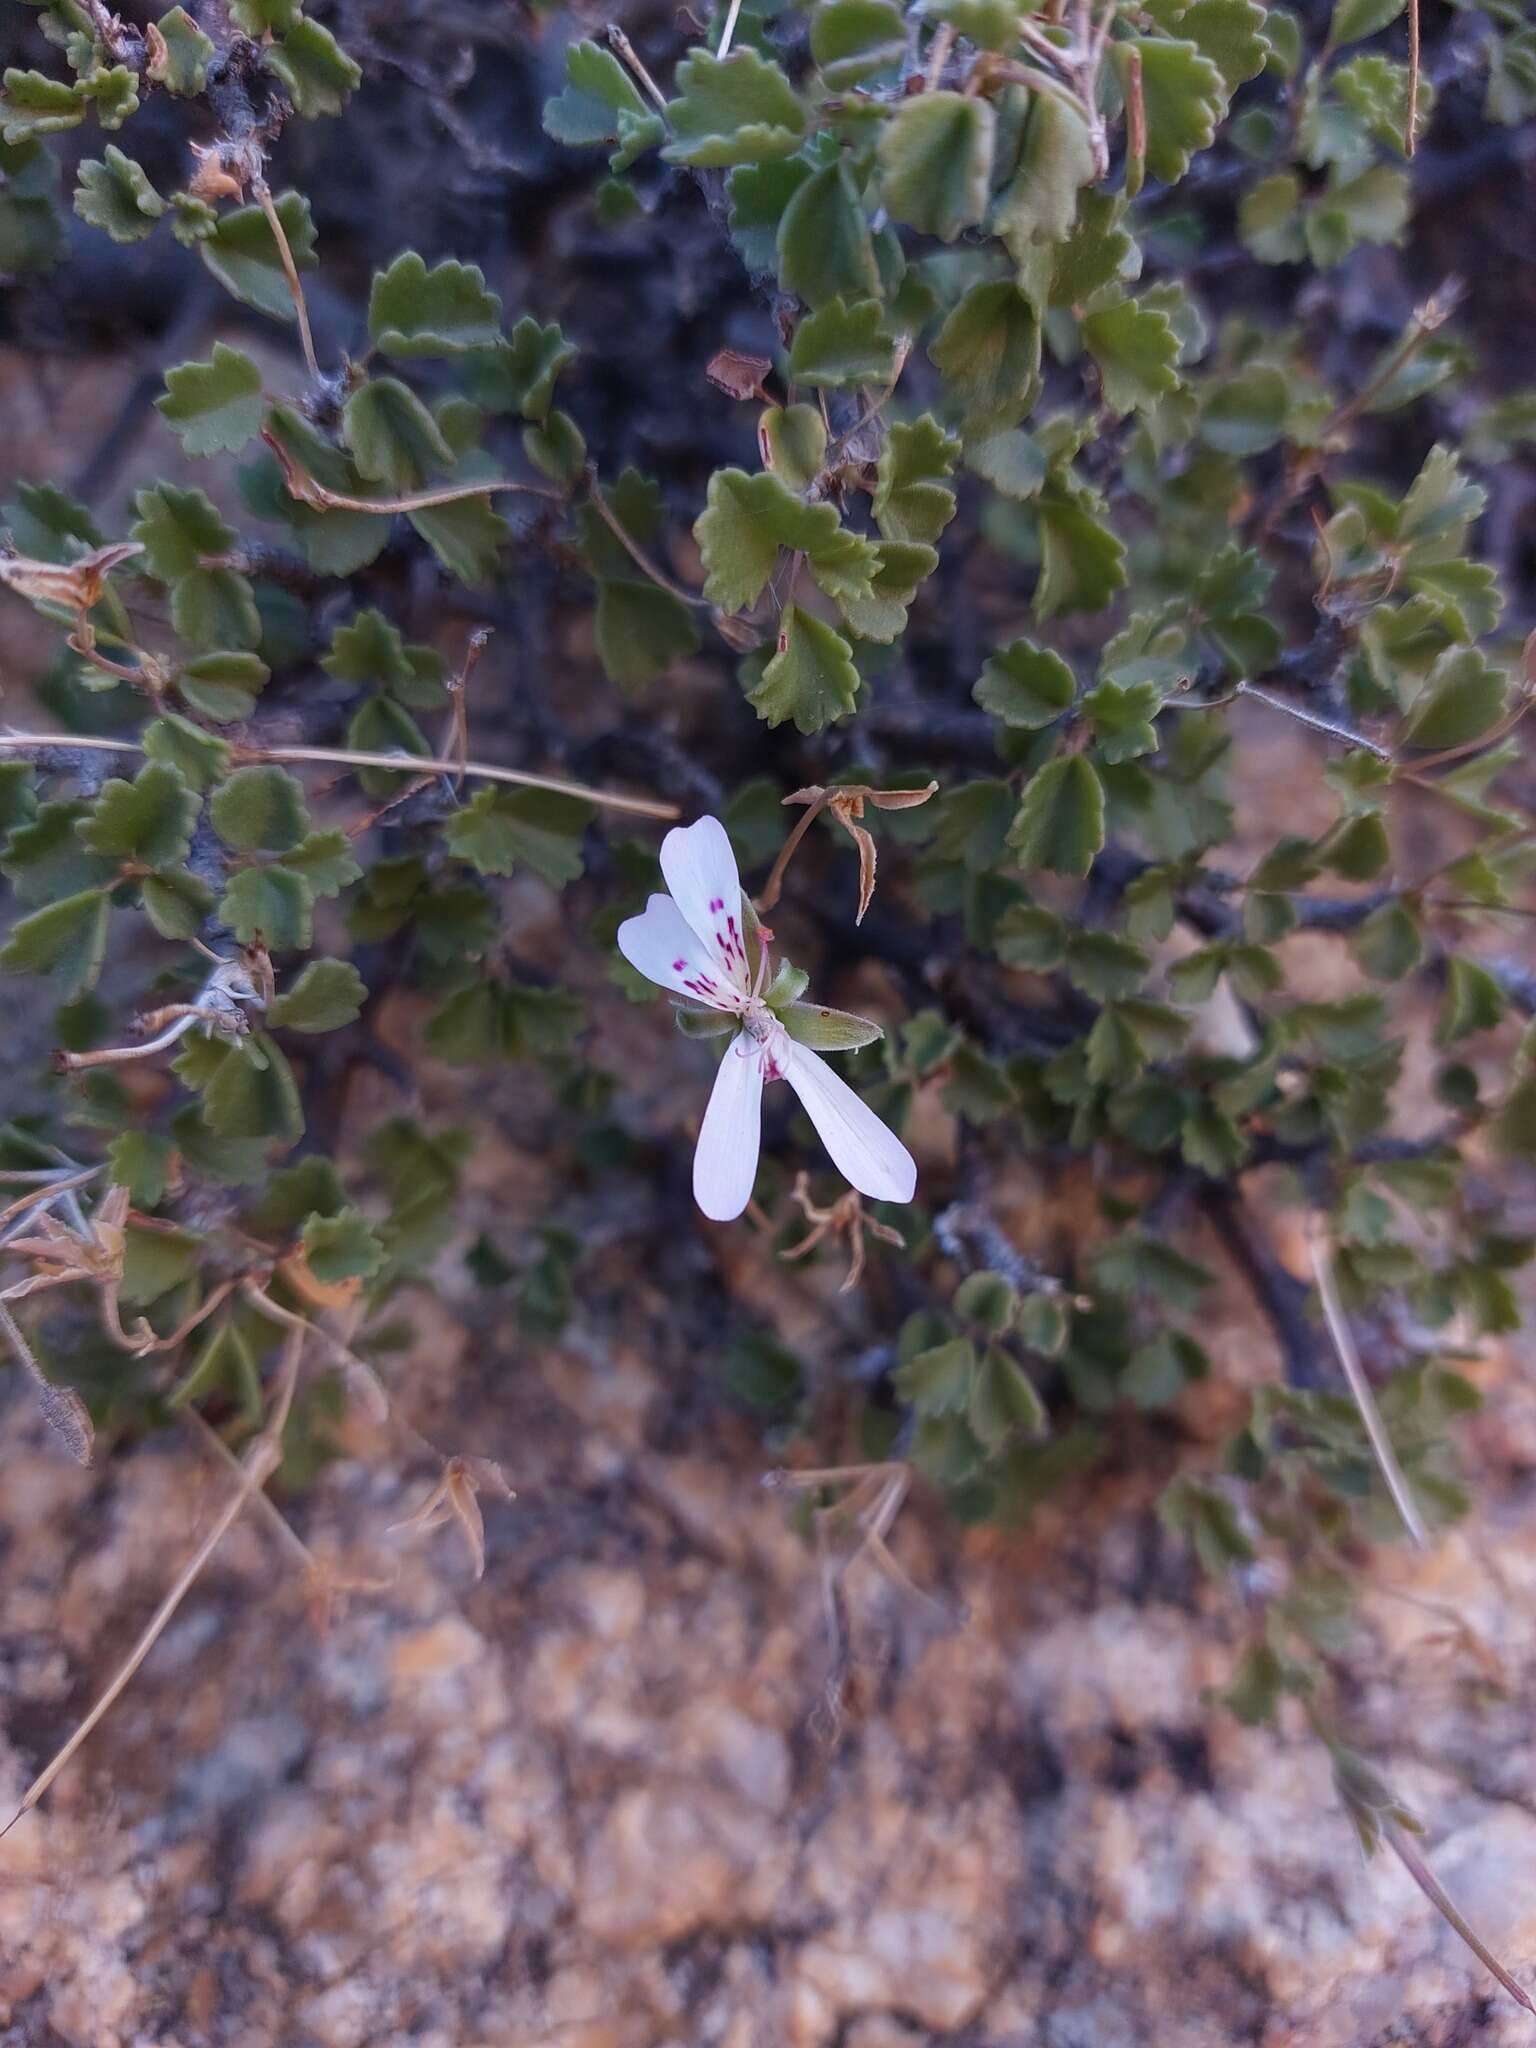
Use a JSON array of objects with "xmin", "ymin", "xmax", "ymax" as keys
[
  {"xmin": 745, "ymin": 605, "xmax": 860, "ymax": 732},
  {"xmin": 930, "ymin": 280, "xmax": 1041, "ymax": 435},
  {"xmin": 198, "ymin": 192, "xmax": 316, "ymax": 321},
  {"xmin": 263, "ymin": 17, "xmax": 361, "ymax": 117},
  {"xmin": 786, "ymin": 295, "xmax": 897, "ymax": 388},
  {"xmin": 1008, "ymin": 754, "xmax": 1105, "ymax": 877},
  {"xmin": 1114, "ymin": 38, "xmax": 1225, "ymax": 183},
  {"xmin": 1081, "ymin": 297, "xmax": 1181, "ymax": 415},
  {"xmin": 157, "ymin": 343, "xmax": 264, "ymax": 457},
  {"xmin": 342, "ymin": 377, "xmax": 455, "ymax": 490},
  {"xmin": 368, "ymin": 251, "xmax": 503, "ymax": 357},
  {"xmin": 973, "ymin": 639, "xmax": 1076, "ymax": 727},
  {"xmin": 77, "ymin": 761, "xmax": 197, "ymax": 864},
  {"xmin": 777, "ymin": 160, "xmax": 880, "ymax": 308},
  {"xmin": 542, "ymin": 39, "xmax": 665, "ymax": 171},
  {"xmin": 877, "ymin": 90, "xmax": 994, "ymax": 241},
  {"xmin": 147, "ymin": 7, "xmax": 214, "ymax": 93},
  {"xmin": 874, "ymin": 415, "xmax": 960, "ymax": 546},
  {"xmin": 73, "ymin": 147, "xmax": 163, "ymax": 242},
  {"xmin": 268, "ymin": 958, "xmax": 367, "ymax": 1032},
  {"xmin": 662, "ymin": 48, "xmax": 806, "ymax": 167}
]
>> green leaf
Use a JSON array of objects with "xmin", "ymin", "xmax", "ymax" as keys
[
  {"xmin": 994, "ymin": 92, "xmax": 1096, "ymax": 257},
  {"xmin": 595, "ymin": 579, "xmax": 701, "ymax": 691},
  {"xmin": 1399, "ymin": 648, "xmax": 1507, "ymax": 752},
  {"xmin": 2, "ymin": 801, "xmax": 114, "ymax": 903},
  {"xmin": 877, "ymin": 90, "xmax": 993, "ymax": 241},
  {"xmin": 970, "ymin": 1342, "xmax": 1047, "ymax": 1446},
  {"xmin": 1319, "ymin": 809, "xmax": 1390, "ymax": 880},
  {"xmin": 663, "ymin": 48, "xmax": 805, "ymax": 167},
  {"xmin": 80, "ymin": 67, "xmax": 139, "ymax": 127},
  {"xmin": 157, "ymin": 343, "xmax": 264, "ymax": 458},
  {"xmin": 1201, "ymin": 366, "xmax": 1291, "ymax": 454},
  {"xmin": 894, "ymin": 1336, "xmax": 975, "ymax": 1415},
  {"xmin": 210, "ymin": 765, "xmax": 309, "ymax": 853},
  {"xmin": 406, "ymin": 491, "xmax": 511, "ymax": 584},
  {"xmin": 1008, "ymin": 754, "xmax": 1105, "ymax": 877},
  {"xmin": 470, "ymin": 316, "xmax": 576, "ymax": 422},
  {"xmin": 1082, "ymin": 677, "xmax": 1161, "ymax": 762},
  {"xmin": 281, "ymin": 830, "xmax": 362, "ymax": 897},
  {"xmin": 812, "ymin": 0, "xmax": 906, "ymax": 85},
  {"xmin": 425, "ymin": 979, "xmax": 583, "ymax": 1064},
  {"xmin": 73, "ymin": 147, "xmax": 163, "ymax": 242},
  {"xmin": 873, "ymin": 415, "xmax": 959, "ymax": 546},
  {"xmin": 931, "ymin": 779, "xmax": 1014, "ymax": 871},
  {"xmin": 0, "ymin": 71, "xmax": 84, "ymax": 145},
  {"xmin": 1095, "ymin": 1232, "xmax": 1213, "ymax": 1310},
  {"xmin": 443, "ymin": 787, "xmax": 592, "ymax": 883},
  {"xmin": 1238, "ymin": 171, "xmax": 1305, "ymax": 263},
  {"xmin": 695, "ymin": 466, "xmax": 867, "ymax": 610},
  {"xmin": 542, "ymin": 39, "xmax": 664, "ymax": 171},
  {"xmin": 195, "ymin": 1033, "xmax": 303, "ymax": 1144},
  {"xmin": 1034, "ymin": 488, "xmax": 1127, "ymax": 619},
  {"xmin": 147, "ymin": 7, "xmax": 214, "ymax": 93},
  {"xmin": 1182, "ymin": 0, "xmax": 1270, "ymax": 88},
  {"xmin": 1065, "ymin": 931, "xmax": 1149, "ymax": 1000},
  {"xmin": 368, "ymin": 251, "xmax": 502, "ymax": 357},
  {"xmin": 1437, "ymin": 958, "xmax": 1505, "ymax": 1045},
  {"xmin": 177, "ymin": 649, "xmax": 269, "ymax": 723},
  {"xmin": 929, "ymin": 279, "xmax": 1040, "ymax": 435},
  {"xmin": 301, "ymin": 1207, "xmax": 384, "ymax": 1284},
  {"xmin": 132, "ymin": 481, "xmax": 233, "ymax": 579},
  {"xmin": 172, "ymin": 568, "xmax": 260, "ymax": 653},
  {"xmin": 1306, "ymin": 165, "xmax": 1408, "ymax": 266},
  {"xmin": 198, "ymin": 192, "xmax": 316, "ymax": 322},
  {"xmin": 269, "ymin": 958, "xmax": 367, "ymax": 1033},
  {"xmin": 218, "ymin": 864, "xmax": 313, "ymax": 949},
  {"xmin": 745, "ymin": 606, "xmax": 860, "ymax": 733},
  {"xmin": 1081, "ymin": 297, "xmax": 1181, "ymax": 416},
  {"xmin": 759, "ymin": 404, "xmax": 828, "ymax": 490},
  {"xmin": 837, "ymin": 539, "xmax": 937, "ymax": 641},
  {"xmin": 776, "ymin": 160, "xmax": 879, "ymax": 308},
  {"xmin": 725, "ymin": 156, "xmax": 817, "ymax": 272},
  {"xmin": 955, "ymin": 1270, "xmax": 1017, "ymax": 1334},
  {"xmin": 109, "ymin": 1130, "xmax": 177, "ymax": 1206},
  {"xmin": 1329, "ymin": 0, "xmax": 1405, "ymax": 47},
  {"xmin": 786, "ymin": 295, "xmax": 897, "ymax": 388},
  {"xmin": 77, "ymin": 761, "xmax": 197, "ymax": 864},
  {"xmin": 263, "ymin": 17, "xmax": 360, "ymax": 116},
  {"xmin": 322, "ymin": 607, "xmax": 444, "ymax": 709},
  {"xmin": 1352, "ymin": 898, "xmax": 1422, "ymax": 981},
  {"xmin": 141, "ymin": 865, "xmax": 214, "ymax": 939},
  {"xmin": 523, "ymin": 411, "xmax": 586, "ymax": 486},
  {"xmin": 342, "ymin": 377, "xmax": 454, "ymax": 490},
  {"xmin": 120, "ymin": 1223, "xmax": 200, "ymax": 1308},
  {"xmin": 1115, "ymin": 38, "xmax": 1225, "ymax": 182},
  {"xmin": 0, "ymin": 887, "xmax": 108, "ymax": 995}
]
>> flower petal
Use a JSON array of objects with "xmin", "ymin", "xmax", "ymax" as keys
[
  {"xmin": 660, "ymin": 815, "xmax": 752, "ymax": 998},
  {"xmin": 694, "ymin": 1030, "xmax": 765, "ymax": 1221},
  {"xmin": 617, "ymin": 893, "xmax": 744, "ymax": 1009},
  {"xmin": 783, "ymin": 1042, "xmax": 917, "ymax": 1205}
]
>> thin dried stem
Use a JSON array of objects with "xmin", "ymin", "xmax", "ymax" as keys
[
  {"xmin": 1387, "ymin": 1823, "xmax": 1536, "ymax": 2016},
  {"xmin": 252, "ymin": 178, "xmax": 320, "ymax": 384},
  {"xmin": 715, "ymin": 0, "xmax": 747, "ymax": 61},
  {"xmin": 0, "ymin": 1167, "xmax": 103, "ymax": 1232},
  {"xmin": 260, "ymin": 429, "xmax": 557, "ymax": 515},
  {"xmin": 0, "ymin": 1322, "xmax": 305, "ymax": 1836},
  {"xmin": 1236, "ymin": 682, "xmax": 1394, "ymax": 761},
  {"xmin": 925, "ymin": 21, "xmax": 956, "ymax": 88},
  {"xmin": 603, "ymin": 25, "xmax": 670, "ymax": 116},
  {"xmin": 1309, "ymin": 1217, "xmax": 1428, "ymax": 1550},
  {"xmin": 0, "ymin": 731, "xmax": 678, "ymax": 821},
  {"xmin": 757, "ymin": 790, "xmax": 829, "ymax": 913},
  {"xmin": 1405, "ymin": 0, "xmax": 1421, "ymax": 157},
  {"xmin": 584, "ymin": 473, "xmax": 710, "ymax": 608},
  {"xmin": 0, "ymin": 1300, "xmax": 92, "ymax": 1464}
]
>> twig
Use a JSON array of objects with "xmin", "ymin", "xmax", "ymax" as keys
[
  {"xmin": 1308, "ymin": 1217, "xmax": 1428, "ymax": 1549},
  {"xmin": 0, "ymin": 1167, "xmax": 104, "ymax": 1232},
  {"xmin": 0, "ymin": 1320, "xmax": 305, "ymax": 1836},
  {"xmin": 1405, "ymin": 0, "xmax": 1421, "ymax": 157},
  {"xmin": 251, "ymin": 178, "xmax": 319, "ymax": 385},
  {"xmin": 925, "ymin": 22, "xmax": 956, "ymax": 89},
  {"xmin": 716, "ymin": 0, "xmax": 747, "ymax": 61},
  {"xmin": 1387, "ymin": 1822, "xmax": 1536, "ymax": 2017},
  {"xmin": 0, "ymin": 731, "xmax": 678, "ymax": 821},
  {"xmin": 260, "ymin": 429, "xmax": 557, "ymax": 516},
  {"xmin": 603, "ymin": 26, "xmax": 670, "ymax": 117},
  {"xmin": 1235, "ymin": 681, "xmax": 1394, "ymax": 761}
]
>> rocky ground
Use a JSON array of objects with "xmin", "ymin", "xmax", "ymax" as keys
[{"xmin": 3, "ymin": 1192, "xmax": 1536, "ymax": 2048}]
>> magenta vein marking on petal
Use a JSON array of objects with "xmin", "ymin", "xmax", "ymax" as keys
[{"xmin": 672, "ymin": 958, "xmax": 687, "ymax": 972}]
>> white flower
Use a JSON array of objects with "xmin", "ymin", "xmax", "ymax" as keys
[{"xmin": 617, "ymin": 815, "xmax": 917, "ymax": 1222}]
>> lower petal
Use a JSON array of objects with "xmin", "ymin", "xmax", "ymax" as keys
[
  {"xmin": 783, "ymin": 1042, "xmax": 916, "ymax": 1205},
  {"xmin": 694, "ymin": 1031, "xmax": 766, "ymax": 1221}
]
